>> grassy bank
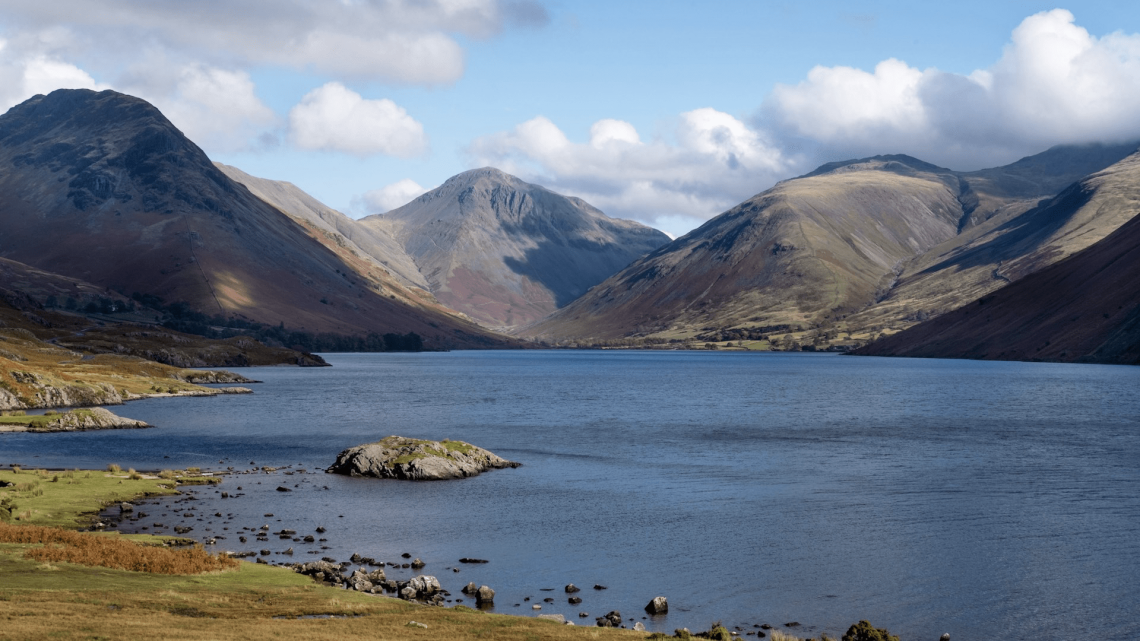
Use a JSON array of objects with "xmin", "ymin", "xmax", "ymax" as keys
[{"xmin": 0, "ymin": 466, "xmax": 651, "ymax": 640}]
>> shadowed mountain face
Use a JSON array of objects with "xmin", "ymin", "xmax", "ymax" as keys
[
  {"xmin": 853, "ymin": 180, "xmax": 1140, "ymax": 364},
  {"xmin": 359, "ymin": 168, "xmax": 670, "ymax": 329},
  {"xmin": 0, "ymin": 89, "xmax": 505, "ymax": 349},
  {"xmin": 526, "ymin": 144, "xmax": 1138, "ymax": 342}
]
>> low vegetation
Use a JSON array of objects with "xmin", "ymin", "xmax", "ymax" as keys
[{"xmin": 0, "ymin": 522, "xmax": 238, "ymax": 573}]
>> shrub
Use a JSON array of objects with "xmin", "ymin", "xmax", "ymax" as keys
[
  {"xmin": 159, "ymin": 470, "xmax": 175, "ymax": 480},
  {"xmin": 10, "ymin": 466, "xmax": 20, "ymax": 474},
  {"xmin": 0, "ymin": 522, "xmax": 239, "ymax": 574},
  {"xmin": 107, "ymin": 464, "xmax": 122, "ymax": 474},
  {"xmin": 127, "ymin": 469, "xmax": 142, "ymax": 480},
  {"xmin": 185, "ymin": 467, "xmax": 200, "ymax": 474},
  {"xmin": 842, "ymin": 621, "xmax": 898, "ymax": 641}
]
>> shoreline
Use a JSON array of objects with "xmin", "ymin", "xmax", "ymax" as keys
[{"xmin": 93, "ymin": 464, "xmax": 842, "ymax": 639}]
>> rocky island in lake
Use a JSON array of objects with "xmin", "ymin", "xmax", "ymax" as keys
[{"xmin": 327, "ymin": 436, "xmax": 520, "ymax": 480}]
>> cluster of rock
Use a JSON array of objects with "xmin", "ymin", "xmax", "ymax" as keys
[
  {"xmin": 291, "ymin": 561, "xmax": 448, "ymax": 605},
  {"xmin": 461, "ymin": 581, "xmax": 495, "ymax": 605},
  {"xmin": 595, "ymin": 610, "xmax": 623, "ymax": 627},
  {"xmin": 327, "ymin": 435, "xmax": 520, "ymax": 481}
]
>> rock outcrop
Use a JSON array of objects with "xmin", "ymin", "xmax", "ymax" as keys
[
  {"xmin": 0, "ymin": 407, "xmax": 150, "ymax": 432},
  {"xmin": 327, "ymin": 436, "xmax": 520, "ymax": 481}
]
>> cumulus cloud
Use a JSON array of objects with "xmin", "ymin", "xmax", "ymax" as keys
[
  {"xmin": 763, "ymin": 9, "xmax": 1140, "ymax": 169},
  {"xmin": 354, "ymin": 178, "xmax": 430, "ymax": 215},
  {"xmin": 288, "ymin": 83, "xmax": 427, "ymax": 158},
  {"xmin": 115, "ymin": 64, "xmax": 277, "ymax": 153},
  {"xmin": 468, "ymin": 110, "xmax": 787, "ymax": 236},
  {"xmin": 0, "ymin": 0, "xmax": 544, "ymax": 151},
  {"xmin": 469, "ymin": 9, "xmax": 1140, "ymax": 238},
  {"xmin": 0, "ymin": 39, "xmax": 109, "ymax": 109},
  {"xmin": 0, "ymin": 0, "xmax": 546, "ymax": 85}
]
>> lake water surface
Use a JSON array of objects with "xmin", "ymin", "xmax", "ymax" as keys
[{"xmin": 3, "ymin": 351, "xmax": 1139, "ymax": 639}]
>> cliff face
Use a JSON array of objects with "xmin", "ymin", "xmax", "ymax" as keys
[{"xmin": 361, "ymin": 168, "xmax": 670, "ymax": 329}]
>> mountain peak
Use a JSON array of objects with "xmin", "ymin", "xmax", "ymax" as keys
[
  {"xmin": 801, "ymin": 154, "xmax": 951, "ymax": 179},
  {"xmin": 361, "ymin": 168, "xmax": 669, "ymax": 328}
]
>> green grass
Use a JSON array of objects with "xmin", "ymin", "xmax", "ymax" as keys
[
  {"xmin": 0, "ymin": 468, "xmax": 181, "ymax": 529},
  {"xmin": 440, "ymin": 440, "xmax": 475, "ymax": 455}
]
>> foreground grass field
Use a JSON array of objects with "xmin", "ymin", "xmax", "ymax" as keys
[{"xmin": 0, "ymin": 466, "xmax": 651, "ymax": 641}]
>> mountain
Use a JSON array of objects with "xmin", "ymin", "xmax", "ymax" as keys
[
  {"xmin": 853, "ymin": 158, "xmax": 1140, "ymax": 364},
  {"xmin": 526, "ymin": 144, "xmax": 1137, "ymax": 344},
  {"xmin": 0, "ymin": 89, "xmax": 505, "ymax": 349},
  {"xmin": 842, "ymin": 147, "xmax": 1140, "ymax": 339},
  {"xmin": 215, "ymin": 163, "xmax": 427, "ymax": 291},
  {"xmin": 359, "ymin": 167, "xmax": 670, "ymax": 329}
]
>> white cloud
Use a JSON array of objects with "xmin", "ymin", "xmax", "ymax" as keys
[
  {"xmin": 0, "ymin": 39, "xmax": 109, "ymax": 110},
  {"xmin": 468, "ymin": 110, "xmax": 787, "ymax": 236},
  {"xmin": 354, "ymin": 178, "xmax": 429, "ymax": 215},
  {"xmin": 0, "ymin": 0, "xmax": 547, "ymax": 86},
  {"xmin": 0, "ymin": 1, "xmax": 544, "ymax": 152},
  {"xmin": 468, "ymin": 9, "xmax": 1140, "ymax": 239},
  {"xmin": 763, "ymin": 9, "xmax": 1140, "ymax": 169},
  {"xmin": 124, "ymin": 65, "xmax": 277, "ymax": 154},
  {"xmin": 288, "ymin": 83, "xmax": 427, "ymax": 158}
]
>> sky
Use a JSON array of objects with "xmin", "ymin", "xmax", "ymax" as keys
[{"xmin": 2, "ymin": 1, "xmax": 1140, "ymax": 238}]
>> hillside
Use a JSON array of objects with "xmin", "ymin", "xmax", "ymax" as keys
[
  {"xmin": 854, "ymin": 157, "xmax": 1140, "ymax": 364},
  {"xmin": 360, "ymin": 168, "xmax": 670, "ymax": 329},
  {"xmin": 0, "ymin": 89, "xmax": 505, "ymax": 350},
  {"xmin": 215, "ymin": 163, "xmax": 427, "ymax": 291},
  {"xmin": 526, "ymin": 144, "xmax": 1137, "ymax": 345}
]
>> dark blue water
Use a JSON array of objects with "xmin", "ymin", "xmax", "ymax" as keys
[{"xmin": 3, "ymin": 351, "xmax": 1139, "ymax": 640}]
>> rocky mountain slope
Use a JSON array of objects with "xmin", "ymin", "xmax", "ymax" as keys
[
  {"xmin": 854, "ymin": 155, "xmax": 1140, "ymax": 364},
  {"xmin": 215, "ymin": 163, "xmax": 428, "ymax": 291},
  {"xmin": 360, "ymin": 168, "xmax": 670, "ymax": 329},
  {"xmin": 0, "ymin": 89, "xmax": 505, "ymax": 350},
  {"xmin": 526, "ymin": 144, "xmax": 1137, "ymax": 344}
]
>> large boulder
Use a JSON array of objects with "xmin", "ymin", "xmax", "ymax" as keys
[
  {"xmin": 326, "ymin": 435, "xmax": 521, "ymax": 481},
  {"xmin": 476, "ymin": 585, "xmax": 495, "ymax": 605},
  {"xmin": 645, "ymin": 596, "xmax": 668, "ymax": 614}
]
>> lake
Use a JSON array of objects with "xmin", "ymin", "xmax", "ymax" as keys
[{"xmin": 3, "ymin": 351, "xmax": 1139, "ymax": 639}]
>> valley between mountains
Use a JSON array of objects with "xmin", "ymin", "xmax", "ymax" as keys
[{"xmin": 0, "ymin": 87, "xmax": 1137, "ymax": 377}]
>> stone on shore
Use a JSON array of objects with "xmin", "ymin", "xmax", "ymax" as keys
[
  {"xmin": 476, "ymin": 585, "xmax": 495, "ymax": 605},
  {"xmin": 645, "ymin": 596, "xmax": 668, "ymax": 614},
  {"xmin": 326, "ymin": 435, "xmax": 521, "ymax": 481},
  {"xmin": 596, "ymin": 611, "xmax": 622, "ymax": 627}
]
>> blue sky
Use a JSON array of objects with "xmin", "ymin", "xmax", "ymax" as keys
[{"xmin": 2, "ymin": 1, "xmax": 1140, "ymax": 237}]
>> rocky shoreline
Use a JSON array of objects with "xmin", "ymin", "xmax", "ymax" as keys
[
  {"xmin": 0, "ymin": 407, "xmax": 151, "ymax": 432},
  {"xmin": 92, "ymin": 465, "xmax": 841, "ymax": 638}
]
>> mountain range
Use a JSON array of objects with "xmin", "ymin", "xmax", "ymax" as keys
[
  {"xmin": 0, "ymin": 88, "xmax": 1136, "ymax": 366},
  {"xmin": 525, "ymin": 144, "xmax": 1140, "ymax": 352},
  {"xmin": 0, "ymin": 89, "xmax": 509, "ymax": 350}
]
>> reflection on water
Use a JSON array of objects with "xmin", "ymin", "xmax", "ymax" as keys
[{"xmin": 5, "ymin": 351, "xmax": 1140, "ymax": 639}]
